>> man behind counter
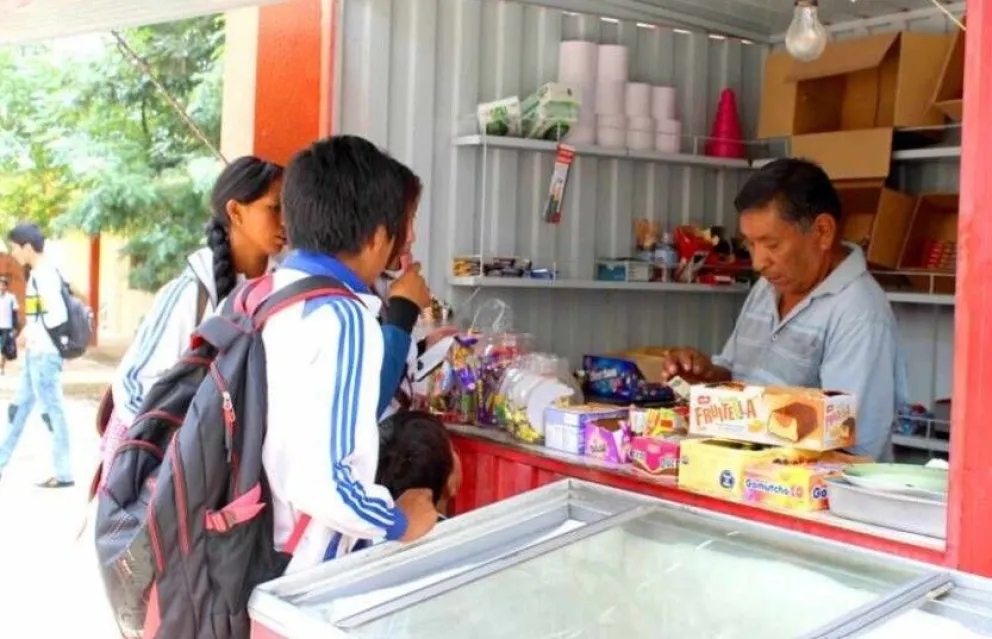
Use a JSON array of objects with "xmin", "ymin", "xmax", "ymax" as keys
[{"xmin": 661, "ymin": 158, "xmax": 906, "ymax": 461}]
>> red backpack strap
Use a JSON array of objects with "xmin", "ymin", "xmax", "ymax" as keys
[
  {"xmin": 284, "ymin": 514, "xmax": 312, "ymax": 555},
  {"xmin": 249, "ymin": 275, "xmax": 361, "ymax": 328}
]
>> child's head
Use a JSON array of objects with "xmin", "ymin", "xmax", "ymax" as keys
[
  {"xmin": 281, "ymin": 135, "xmax": 413, "ymax": 285},
  {"xmin": 377, "ymin": 411, "xmax": 459, "ymax": 506},
  {"xmin": 207, "ymin": 156, "xmax": 285, "ymax": 300},
  {"xmin": 7, "ymin": 223, "xmax": 45, "ymax": 267}
]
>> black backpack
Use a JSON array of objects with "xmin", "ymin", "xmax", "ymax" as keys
[
  {"xmin": 94, "ymin": 273, "xmax": 354, "ymax": 639},
  {"xmin": 43, "ymin": 271, "xmax": 93, "ymax": 360}
]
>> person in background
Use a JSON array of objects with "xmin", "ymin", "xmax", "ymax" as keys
[
  {"xmin": 375, "ymin": 163, "xmax": 457, "ymax": 420},
  {"xmin": 263, "ymin": 135, "xmax": 438, "ymax": 574},
  {"xmin": 658, "ymin": 158, "xmax": 906, "ymax": 461},
  {"xmin": 96, "ymin": 156, "xmax": 286, "ymax": 489},
  {"xmin": 0, "ymin": 276, "xmax": 19, "ymax": 375},
  {"xmin": 376, "ymin": 410, "xmax": 461, "ymax": 512},
  {"xmin": 0, "ymin": 223, "xmax": 73, "ymax": 487}
]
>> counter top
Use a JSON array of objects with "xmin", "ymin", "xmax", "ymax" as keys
[{"xmin": 447, "ymin": 423, "xmax": 948, "ymax": 564}]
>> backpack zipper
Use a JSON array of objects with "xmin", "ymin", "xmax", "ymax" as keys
[{"xmin": 169, "ymin": 437, "xmax": 192, "ymax": 555}]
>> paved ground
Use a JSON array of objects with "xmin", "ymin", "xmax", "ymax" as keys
[{"xmin": 0, "ymin": 356, "xmax": 121, "ymax": 636}]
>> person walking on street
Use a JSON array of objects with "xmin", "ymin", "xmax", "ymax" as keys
[
  {"xmin": 0, "ymin": 276, "xmax": 19, "ymax": 375},
  {"xmin": 0, "ymin": 223, "xmax": 74, "ymax": 487}
]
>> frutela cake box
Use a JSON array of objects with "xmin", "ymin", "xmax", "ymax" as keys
[{"xmin": 689, "ymin": 382, "xmax": 857, "ymax": 452}]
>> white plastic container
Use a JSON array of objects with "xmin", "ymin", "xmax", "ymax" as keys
[
  {"xmin": 652, "ymin": 85, "xmax": 677, "ymax": 120},
  {"xmin": 595, "ymin": 79, "xmax": 625, "ymax": 115},
  {"xmin": 626, "ymin": 116, "xmax": 655, "ymax": 150},
  {"xmin": 597, "ymin": 114, "xmax": 626, "ymax": 148},
  {"xmin": 558, "ymin": 40, "xmax": 598, "ymax": 83},
  {"xmin": 655, "ymin": 119, "xmax": 682, "ymax": 153},
  {"xmin": 624, "ymin": 82, "xmax": 651, "ymax": 117},
  {"xmin": 597, "ymin": 44, "xmax": 629, "ymax": 80}
]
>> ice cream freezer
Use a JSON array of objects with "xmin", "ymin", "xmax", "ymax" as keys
[{"xmin": 248, "ymin": 480, "xmax": 992, "ymax": 638}]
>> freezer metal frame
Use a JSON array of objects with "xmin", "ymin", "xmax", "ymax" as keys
[{"xmin": 248, "ymin": 480, "xmax": 992, "ymax": 638}]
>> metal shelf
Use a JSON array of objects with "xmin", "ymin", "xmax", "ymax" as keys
[
  {"xmin": 449, "ymin": 276, "xmax": 956, "ymax": 306},
  {"xmin": 892, "ymin": 434, "xmax": 950, "ymax": 454},
  {"xmin": 453, "ymin": 135, "xmax": 753, "ymax": 170},
  {"xmin": 752, "ymin": 146, "xmax": 961, "ymax": 169}
]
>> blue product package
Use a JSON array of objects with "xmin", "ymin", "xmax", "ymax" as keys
[{"xmin": 580, "ymin": 354, "xmax": 676, "ymax": 405}]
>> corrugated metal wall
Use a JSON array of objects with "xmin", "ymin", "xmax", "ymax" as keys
[{"xmin": 336, "ymin": 0, "xmax": 958, "ymax": 410}]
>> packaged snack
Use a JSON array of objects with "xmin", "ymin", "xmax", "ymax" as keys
[
  {"xmin": 677, "ymin": 438, "xmax": 811, "ymax": 501},
  {"xmin": 629, "ymin": 404, "xmax": 688, "ymax": 436},
  {"xmin": 578, "ymin": 352, "xmax": 676, "ymax": 404},
  {"xmin": 742, "ymin": 452, "xmax": 871, "ymax": 512},
  {"xmin": 629, "ymin": 434, "xmax": 686, "ymax": 477},
  {"xmin": 477, "ymin": 96, "xmax": 522, "ymax": 137},
  {"xmin": 582, "ymin": 416, "xmax": 632, "ymax": 464},
  {"xmin": 521, "ymin": 82, "xmax": 580, "ymax": 140},
  {"xmin": 689, "ymin": 382, "xmax": 857, "ymax": 451},
  {"xmin": 544, "ymin": 404, "xmax": 628, "ymax": 456}
]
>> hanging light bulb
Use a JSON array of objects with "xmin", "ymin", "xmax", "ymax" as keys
[{"xmin": 785, "ymin": 0, "xmax": 829, "ymax": 62}]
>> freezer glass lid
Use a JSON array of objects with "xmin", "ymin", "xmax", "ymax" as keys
[{"xmin": 328, "ymin": 506, "xmax": 936, "ymax": 639}]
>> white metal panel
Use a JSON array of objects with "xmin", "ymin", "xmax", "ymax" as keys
[{"xmin": 0, "ymin": 0, "xmax": 283, "ymax": 45}]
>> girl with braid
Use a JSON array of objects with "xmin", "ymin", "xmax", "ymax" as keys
[{"xmin": 95, "ymin": 156, "xmax": 286, "ymax": 489}]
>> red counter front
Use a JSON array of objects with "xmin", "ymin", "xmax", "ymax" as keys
[{"xmin": 448, "ymin": 425, "xmax": 948, "ymax": 567}]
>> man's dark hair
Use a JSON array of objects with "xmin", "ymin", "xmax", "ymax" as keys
[
  {"xmin": 7, "ymin": 223, "xmax": 45, "ymax": 252},
  {"xmin": 282, "ymin": 135, "xmax": 409, "ymax": 255},
  {"xmin": 734, "ymin": 158, "xmax": 842, "ymax": 230},
  {"xmin": 376, "ymin": 411, "xmax": 454, "ymax": 506}
]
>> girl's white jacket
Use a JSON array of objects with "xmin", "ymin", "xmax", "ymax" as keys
[{"xmin": 110, "ymin": 247, "xmax": 278, "ymax": 425}]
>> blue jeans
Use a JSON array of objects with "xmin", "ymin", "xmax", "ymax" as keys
[{"xmin": 0, "ymin": 352, "xmax": 72, "ymax": 481}]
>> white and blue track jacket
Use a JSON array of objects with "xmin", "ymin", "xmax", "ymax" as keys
[{"xmin": 263, "ymin": 250, "xmax": 408, "ymax": 574}]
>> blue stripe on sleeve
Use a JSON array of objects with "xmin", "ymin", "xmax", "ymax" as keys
[
  {"xmin": 323, "ymin": 298, "xmax": 397, "ymax": 530},
  {"xmin": 123, "ymin": 274, "xmax": 195, "ymax": 413}
]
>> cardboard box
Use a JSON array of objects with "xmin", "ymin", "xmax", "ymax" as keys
[
  {"xmin": 580, "ymin": 351, "xmax": 675, "ymax": 404},
  {"xmin": 837, "ymin": 183, "xmax": 915, "ymax": 269},
  {"xmin": 582, "ymin": 416, "xmax": 631, "ymax": 464},
  {"xmin": 544, "ymin": 405, "xmax": 629, "ymax": 456},
  {"xmin": 898, "ymin": 193, "xmax": 958, "ymax": 294},
  {"xmin": 630, "ymin": 434, "xmax": 686, "ymax": 477},
  {"xmin": 759, "ymin": 33, "xmax": 953, "ymax": 179},
  {"xmin": 689, "ymin": 383, "xmax": 857, "ymax": 451},
  {"xmin": 678, "ymin": 438, "xmax": 803, "ymax": 501},
  {"xmin": 742, "ymin": 452, "xmax": 870, "ymax": 512},
  {"xmin": 932, "ymin": 18, "xmax": 965, "ymax": 122},
  {"xmin": 628, "ymin": 404, "xmax": 688, "ymax": 437}
]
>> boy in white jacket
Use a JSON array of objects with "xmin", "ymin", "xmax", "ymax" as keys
[{"xmin": 264, "ymin": 136, "xmax": 437, "ymax": 573}]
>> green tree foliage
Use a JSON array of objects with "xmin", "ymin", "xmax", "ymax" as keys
[{"xmin": 0, "ymin": 16, "xmax": 226, "ymax": 291}]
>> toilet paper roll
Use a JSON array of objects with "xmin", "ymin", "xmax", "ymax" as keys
[
  {"xmin": 652, "ymin": 86, "xmax": 677, "ymax": 120},
  {"xmin": 570, "ymin": 81, "xmax": 596, "ymax": 124},
  {"xmin": 597, "ymin": 114, "xmax": 626, "ymax": 148},
  {"xmin": 627, "ymin": 116, "xmax": 655, "ymax": 133},
  {"xmin": 567, "ymin": 123, "xmax": 596, "ymax": 145},
  {"xmin": 597, "ymin": 44, "xmax": 629, "ymax": 81},
  {"xmin": 655, "ymin": 119, "xmax": 683, "ymax": 153},
  {"xmin": 558, "ymin": 40, "xmax": 598, "ymax": 84},
  {"xmin": 595, "ymin": 80, "xmax": 626, "ymax": 115},
  {"xmin": 627, "ymin": 129, "xmax": 654, "ymax": 151},
  {"xmin": 625, "ymin": 83, "xmax": 651, "ymax": 117}
]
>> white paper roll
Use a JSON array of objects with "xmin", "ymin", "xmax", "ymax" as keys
[
  {"xmin": 569, "ymin": 81, "xmax": 596, "ymax": 124},
  {"xmin": 656, "ymin": 119, "xmax": 683, "ymax": 153},
  {"xmin": 627, "ymin": 116, "xmax": 655, "ymax": 133},
  {"xmin": 627, "ymin": 129, "xmax": 654, "ymax": 150},
  {"xmin": 652, "ymin": 85, "xmax": 677, "ymax": 120},
  {"xmin": 567, "ymin": 123, "xmax": 596, "ymax": 145},
  {"xmin": 558, "ymin": 40, "xmax": 598, "ymax": 84},
  {"xmin": 598, "ymin": 126, "xmax": 626, "ymax": 148},
  {"xmin": 595, "ymin": 80, "xmax": 626, "ymax": 115},
  {"xmin": 625, "ymin": 83, "xmax": 651, "ymax": 117},
  {"xmin": 597, "ymin": 44, "xmax": 629, "ymax": 81}
]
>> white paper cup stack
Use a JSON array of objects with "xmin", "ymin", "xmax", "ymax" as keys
[
  {"xmin": 558, "ymin": 40, "xmax": 598, "ymax": 144},
  {"xmin": 656, "ymin": 118, "xmax": 683, "ymax": 154}
]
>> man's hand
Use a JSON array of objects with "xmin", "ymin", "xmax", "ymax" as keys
[
  {"xmin": 425, "ymin": 325, "xmax": 458, "ymax": 348},
  {"xmin": 396, "ymin": 487, "xmax": 439, "ymax": 542},
  {"xmin": 388, "ymin": 262, "xmax": 432, "ymax": 310},
  {"xmin": 660, "ymin": 348, "xmax": 729, "ymax": 383}
]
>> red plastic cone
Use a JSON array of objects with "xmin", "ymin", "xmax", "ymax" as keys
[{"xmin": 706, "ymin": 89, "xmax": 746, "ymax": 159}]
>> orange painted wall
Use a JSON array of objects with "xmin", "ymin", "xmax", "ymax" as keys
[{"xmin": 253, "ymin": 0, "xmax": 333, "ymax": 165}]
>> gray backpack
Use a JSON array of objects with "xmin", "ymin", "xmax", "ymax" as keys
[{"xmin": 38, "ymin": 271, "xmax": 93, "ymax": 359}]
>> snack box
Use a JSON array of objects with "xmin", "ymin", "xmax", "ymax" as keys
[
  {"xmin": 580, "ymin": 354, "xmax": 676, "ymax": 405},
  {"xmin": 689, "ymin": 382, "xmax": 857, "ymax": 452},
  {"xmin": 742, "ymin": 452, "xmax": 873, "ymax": 512},
  {"xmin": 544, "ymin": 404, "xmax": 629, "ymax": 457},
  {"xmin": 629, "ymin": 434, "xmax": 687, "ymax": 477},
  {"xmin": 628, "ymin": 404, "xmax": 689, "ymax": 436},
  {"xmin": 582, "ymin": 415, "xmax": 632, "ymax": 464},
  {"xmin": 678, "ymin": 438, "xmax": 815, "ymax": 501}
]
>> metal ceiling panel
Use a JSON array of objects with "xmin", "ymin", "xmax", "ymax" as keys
[{"xmin": 0, "ymin": 0, "xmax": 284, "ymax": 45}]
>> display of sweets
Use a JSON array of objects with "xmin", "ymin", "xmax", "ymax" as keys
[
  {"xmin": 495, "ymin": 353, "xmax": 582, "ymax": 444},
  {"xmin": 477, "ymin": 333, "xmax": 533, "ymax": 426},
  {"xmin": 420, "ymin": 334, "xmax": 481, "ymax": 424}
]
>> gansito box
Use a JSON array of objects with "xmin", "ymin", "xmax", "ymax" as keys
[{"xmin": 688, "ymin": 382, "xmax": 857, "ymax": 452}]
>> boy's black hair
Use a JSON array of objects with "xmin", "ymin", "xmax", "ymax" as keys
[
  {"xmin": 207, "ymin": 156, "xmax": 284, "ymax": 302},
  {"xmin": 376, "ymin": 411, "xmax": 454, "ymax": 506},
  {"xmin": 281, "ymin": 135, "xmax": 409, "ymax": 256},
  {"xmin": 8, "ymin": 223, "xmax": 45, "ymax": 253},
  {"xmin": 734, "ymin": 158, "xmax": 843, "ymax": 230}
]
